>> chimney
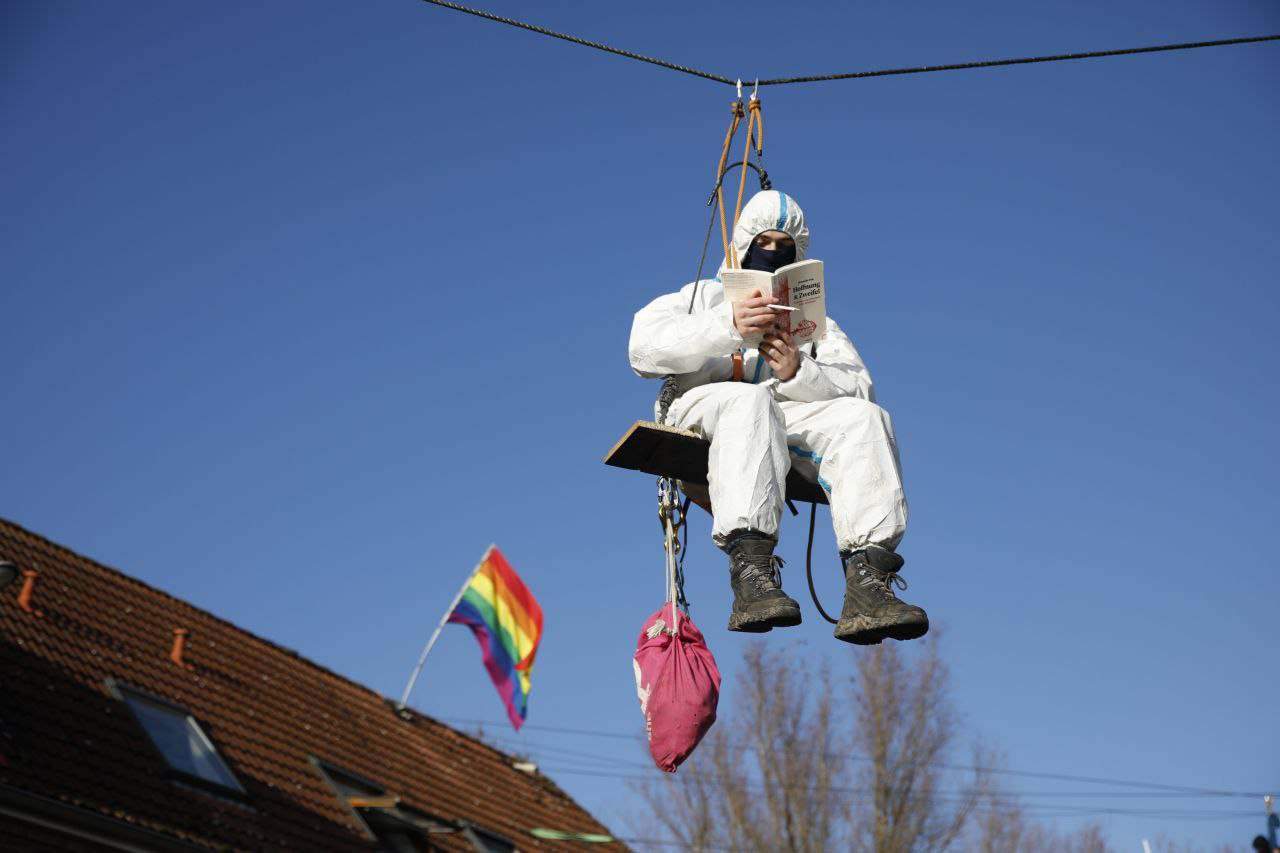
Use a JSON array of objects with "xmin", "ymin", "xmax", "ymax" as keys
[
  {"xmin": 170, "ymin": 628, "xmax": 190, "ymax": 668},
  {"xmin": 17, "ymin": 570, "xmax": 42, "ymax": 616}
]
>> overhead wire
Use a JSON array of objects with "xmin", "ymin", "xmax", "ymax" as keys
[
  {"xmin": 442, "ymin": 715, "xmax": 1271, "ymax": 799},
  {"xmin": 505, "ymin": 754, "xmax": 1264, "ymax": 807},
  {"xmin": 415, "ymin": 0, "xmax": 1279, "ymax": 87},
  {"xmin": 469, "ymin": 728, "xmax": 1271, "ymax": 828},
  {"xmin": 483, "ymin": 729, "xmax": 1273, "ymax": 806},
  {"xmin": 481, "ymin": 738, "xmax": 1268, "ymax": 803},
  {"xmin": 484, "ymin": 742, "xmax": 1266, "ymax": 807},
  {"xmin": 526, "ymin": 764, "xmax": 1263, "ymax": 821}
]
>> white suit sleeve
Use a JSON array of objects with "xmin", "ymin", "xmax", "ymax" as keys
[
  {"xmin": 629, "ymin": 283, "xmax": 744, "ymax": 377},
  {"xmin": 772, "ymin": 318, "xmax": 875, "ymax": 403}
]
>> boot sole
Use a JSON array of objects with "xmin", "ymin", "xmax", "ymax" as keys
[
  {"xmin": 834, "ymin": 613, "xmax": 929, "ymax": 645},
  {"xmin": 728, "ymin": 602, "xmax": 803, "ymax": 633}
]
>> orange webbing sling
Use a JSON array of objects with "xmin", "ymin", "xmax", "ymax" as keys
[{"xmin": 719, "ymin": 92, "xmax": 764, "ymax": 381}]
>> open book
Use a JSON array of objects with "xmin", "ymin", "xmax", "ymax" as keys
[{"xmin": 721, "ymin": 259, "xmax": 827, "ymax": 347}]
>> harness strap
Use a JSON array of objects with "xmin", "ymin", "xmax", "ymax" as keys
[
  {"xmin": 714, "ymin": 100, "xmax": 745, "ymax": 268},
  {"xmin": 749, "ymin": 94, "xmax": 764, "ymax": 158},
  {"xmin": 731, "ymin": 96, "xmax": 764, "ymax": 245},
  {"xmin": 729, "ymin": 95, "xmax": 765, "ymax": 383}
]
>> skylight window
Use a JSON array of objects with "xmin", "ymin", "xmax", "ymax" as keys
[{"xmin": 119, "ymin": 688, "xmax": 243, "ymax": 793}]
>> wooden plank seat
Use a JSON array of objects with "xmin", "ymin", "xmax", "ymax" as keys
[{"xmin": 604, "ymin": 420, "xmax": 829, "ymax": 510}]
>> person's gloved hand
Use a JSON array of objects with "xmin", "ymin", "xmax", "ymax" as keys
[
  {"xmin": 761, "ymin": 330, "xmax": 800, "ymax": 382},
  {"xmin": 733, "ymin": 290, "xmax": 781, "ymax": 339}
]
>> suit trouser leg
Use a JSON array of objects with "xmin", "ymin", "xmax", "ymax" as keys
[
  {"xmin": 780, "ymin": 397, "xmax": 908, "ymax": 552},
  {"xmin": 668, "ymin": 383, "xmax": 790, "ymax": 547}
]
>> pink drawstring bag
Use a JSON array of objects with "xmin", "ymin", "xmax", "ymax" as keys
[{"xmin": 632, "ymin": 603, "xmax": 722, "ymax": 772}]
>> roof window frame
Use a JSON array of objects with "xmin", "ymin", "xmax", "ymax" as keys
[
  {"xmin": 311, "ymin": 756, "xmax": 386, "ymax": 840},
  {"xmin": 105, "ymin": 678, "xmax": 250, "ymax": 803},
  {"xmin": 462, "ymin": 822, "xmax": 518, "ymax": 853},
  {"xmin": 311, "ymin": 758, "xmax": 466, "ymax": 849}
]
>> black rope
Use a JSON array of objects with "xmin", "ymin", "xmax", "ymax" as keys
[
  {"xmin": 704, "ymin": 161, "xmax": 773, "ymax": 207},
  {"xmin": 413, "ymin": 1, "xmax": 1279, "ymax": 87},
  {"xmin": 414, "ymin": 0, "xmax": 733, "ymax": 85},
  {"xmin": 656, "ymin": 189, "xmax": 723, "ymax": 424},
  {"xmin": 675, "ymin": 495, "xmax": 691, "ymax": 612},
  {"xmin": 805, "ymin": 501, "xmax": 839, "ymax": 624},
  {"xmin": 686, "ymin": 156, "xmax": 774, "ymax": 312},
  {"xmin": 756, "ymin": 34, "xmax": 1280, "ymax": 86},
  {"xmin": 686, "ymin": 188, "xmax": 722, "ymax": 315}
]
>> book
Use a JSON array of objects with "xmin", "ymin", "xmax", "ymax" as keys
[{"xmin": 721, "ymin": 258, "xmax": 827, "ymax": 347}]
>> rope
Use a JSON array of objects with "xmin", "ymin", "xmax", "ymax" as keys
[
  {"xmin": 658, "ymin": 157, "xmax": 725, "ymax": 423},
  {"xmin": 804, "ymin": 334, "xmax": 838, "ymax": 623},
  {"xmin": 684, "ymin": 195, "xmax": 719, "ymax": 316},
  {"xmin": 724, "ymin": 94, "xmax": 761, "ymax": 383},
  {"xmin": 659, "ymin": 479, "xmax": 684, "ymax": 634},
  {"xmin": 804, "ymin": 501, "xmax": 839, "ymax": 624},
  {"xmin": 412, "ymin": 2, "xmax": 1280, "ymax": 87},
  {"xmin": 676, "ymin": 495, "xmax": 691, "ymax": 606},
  {"xmin": 731, "ymin": 97, "xmax": 760, "ymax": 243},
  {"xmin": 715, "ymin": 100, "xmax": 744, "ymax": 268}
]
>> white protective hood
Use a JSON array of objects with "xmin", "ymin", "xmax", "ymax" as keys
[{"xmin": 722, "ymin": 189, "xmax": 811, "ymax": 271}]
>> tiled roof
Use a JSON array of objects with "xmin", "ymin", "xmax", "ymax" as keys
[{"xmin": 0, "ymin": 517, "xmax": 626, "ymax": 851}]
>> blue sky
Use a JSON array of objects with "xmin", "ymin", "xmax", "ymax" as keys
[{"xmin": 3, "ymin": 1, "xmax": 1277, "ymax": 848}]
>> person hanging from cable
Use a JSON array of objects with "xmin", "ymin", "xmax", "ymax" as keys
[{"xmin": 628, "ymin": 189, "xmax": 928, "ymax": 644}]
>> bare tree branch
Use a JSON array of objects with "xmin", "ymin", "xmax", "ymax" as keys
[{"xmin": 629, "ymin": 636, "xmax": 1143, "ymax": 853}]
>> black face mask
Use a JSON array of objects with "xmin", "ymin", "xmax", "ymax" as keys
[{"xmin": 742, "ymin": 240, "xmax": 796, "ymax": 273}]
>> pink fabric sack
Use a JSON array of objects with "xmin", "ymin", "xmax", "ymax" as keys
[{"xmin": 632, "ymin": 603, "xmax": 722, "ymax": 772}]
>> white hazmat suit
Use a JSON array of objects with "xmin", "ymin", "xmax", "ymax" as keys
[{"xmin": 629, "ymin": 190, "xmax": 907, "ymax": 554}]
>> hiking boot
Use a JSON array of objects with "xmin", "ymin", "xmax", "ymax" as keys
[
  {"xmin": 834, "ymin": 545, "xmax": 928, "ymax": 645},
  {"xmin": 725, "ymin": 535, "xmax": 802, "ymax": 633}
]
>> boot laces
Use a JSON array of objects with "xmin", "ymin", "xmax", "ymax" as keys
[
  {"xmin": 857, "ymin": 566, "xmax": 908, "ymax": 601},
  {"xmin": 740, "ymin": 554, "xmax": 785, "ymax": 593}
]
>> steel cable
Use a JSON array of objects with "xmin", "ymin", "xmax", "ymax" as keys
[
  {"xmin": 414, "ymin": 0, "xmax": 734, "ymax": 84},
  {"xmin": 415, "ymin": 1, "xmax": 1279, "ymax": 87},
  {"xmin": 756, "ymin": 34, "xmax": 1280, "ymax": 85}
]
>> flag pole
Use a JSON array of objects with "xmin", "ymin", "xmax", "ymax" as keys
[{"xmin": 396, "ymin": 545, "xmax": 493, "ymax": 712}]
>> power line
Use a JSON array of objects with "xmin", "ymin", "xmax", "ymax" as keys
[
  {"xmin": 518, "ymin": 758, "xmax": 1264, "ymax": 812},
  {"xmin": 443, "ymin": 715, "xmax": 1270, "ymax": 799},
  {"xmin": 533, "ymin": 764, "xmax": 1262, "ymax": 822},
  {"xmin": 479, "ymin": 731, "xmax": 1264, "ymax": 802},
  {"xmin": 466, "ymin": 726, "xmax": 1271, "ymax": 827},
  {"xmin": 415, "ymin": 1, "xmax": 1280, "ymax": 88},
  {"xmin": 486, "ymin": 739, "xmax": 1269, "ymax": 802}
]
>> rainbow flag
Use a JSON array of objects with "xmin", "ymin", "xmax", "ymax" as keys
[{"xmin": 447, "ymin": 546, "xmax": 543, "ymax": 730}]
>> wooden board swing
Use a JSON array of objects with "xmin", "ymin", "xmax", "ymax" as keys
[{"xmin": 604, "ymin": 421, "xmax": 829, "ymax": 512}]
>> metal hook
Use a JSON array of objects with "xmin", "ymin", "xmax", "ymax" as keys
[
  {"xmin": 736, "ymin": 78, "xmax": 742, "ymax": 100},
  {"xmin": 751, "ymin": 78, "xmax": 759, "ymax": 100}
]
